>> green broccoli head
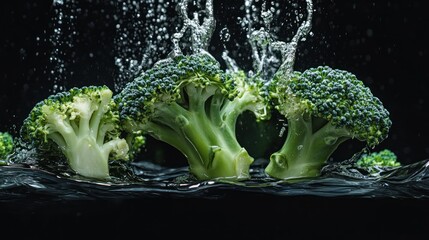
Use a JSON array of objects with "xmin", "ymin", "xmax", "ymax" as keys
[
  {"xmin": 356, "ymin": 149, "xmax": 400, "ymax": 174},
  {"xmin": 0, "ymin": 132, "xmax": 14, "ymax": 162},
  {"xmin": 20, "ymin": 85, "xmax": 130, "ymax": 179},
  {"xmin": 116, "ymin": 53, "xmax": 268, "ymax": 181},
  {"xmin": 266, "ymin": 66, "xmax": 392, "ymax": 179}
]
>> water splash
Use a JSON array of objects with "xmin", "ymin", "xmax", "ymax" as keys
[
  {"xmin": 232, "ymin": 0, "xmax": 313, "ymax": 81},
  {"xmin": 48, "ymin": 0, "xmax": 176, "ymax": 92},
  {"xmin": 171, "ymin": 0, "xmax": 216, "ymax": 56},
  {"xmin": 47, "ymin": 0, "xmax": 313, "ymax": 92},
  {"xmin": 271, "ymin": 0, "xmax": 313, "ymax": 78},
  {"xmin": 114, "ymin": 0, "xmax": 174, "ymax": 91},
  {"xmin": 219, "ymin": 27, "xmax": 240, "ymax": 73},
  {"xmin": 49, "ymin": 0, "xmax": 78, "ymax": 93},
  {"xmin": 247, "ymin": 2, "xmax": 275, "ymax": 78}
]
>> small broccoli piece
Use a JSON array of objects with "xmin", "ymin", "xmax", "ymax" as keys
[
  {"xmin": 20, "ymin": 86, "xmax": 130, "ymax": 179},
  {"xmin": 0, "ymin": 132, "xmax": 14, "ymax": 164},
  {"xmin": 125, "ymin": 130, "xmax": 146, "ymax": 160},
  {"xmin": 116, "ymin": 53, "xmax": 268, "ymax": 181},
  {"xmin": 266, "ymin": 66, "xmax": 392, "ymax": 179},
  {"xmin": 356, "ymin": 149, "xmax": 400, "ymax": 174}
]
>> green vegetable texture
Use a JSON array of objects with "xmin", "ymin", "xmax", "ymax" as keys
[
  {"xmin": 266, "ymin": 66, "xmax": 392, "ymax": 180},
  {"xmin": 20, "ymin": 86, "xmax": 130, "ymax": 179},
  {"xmin": 116, "ymin": 53, "xmax": 269, "ymax": 181},
  {"xmin": 0, "ymin": 132, "xmax": 14, "ymax": 163},
  {"xmin": 356, "ymin": 149, "xmax": 400, "ymax": 174}
]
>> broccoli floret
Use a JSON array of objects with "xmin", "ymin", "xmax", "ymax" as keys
[
  {"xmin": 125, "ymin": 130, "xmax": 146, "ymax": 160},
  {"xmin": 20, "ymin": 86, "xmax": 130, "ymax": 179},
  {"xmin": 356, "ymin": 149, "xmax": 400, "ymax": 174},
  {"xmin": 116, "ymin": 53, "xmax": 268, "ymax": 181},
  {"xmin": 266, "ymin": 66, "xmax": 392, "ymax": 179},
  {"xmin": 0, "ymin": 132, "xmax": 14, "ymax": 165}
]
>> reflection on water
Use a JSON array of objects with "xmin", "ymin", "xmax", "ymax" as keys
[{"xmin": 1, "ymin": 158, "xmax": 429, "ymax": 202}]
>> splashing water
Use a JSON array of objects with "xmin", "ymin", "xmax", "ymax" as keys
[
  {"xmin": 271, "ymin": 0, "xmax": 313, "ymax": 78},
  {"xmin": 113, "ymin": 0, "xmax": 174, "ymax": 91},
  {"xmin": 46, "ymin": 0, "xmax": 312, "ymax": 91},
  {"xmin": 123, "ymin": 0, "xmax": 314, "ymax": 83},
  {"xmin": 245, "ymin": 0, "xmax": 313, "ymax": 81},
  {"xmin": 171, "ymin": 0, "xmax": 215, "ymax": 56},
  {"xmin": 47, "ymin": 0, "xmax": 176, "ymax": 92},
  {"xmin": 49, "ymin": 0, "xmax": 78, "ymax": 93},
  {"xmin": 215, "ymin": 0, "xmax": 313, "ymax": 84}
]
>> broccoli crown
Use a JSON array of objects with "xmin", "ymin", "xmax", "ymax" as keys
[
  {"xmin": 21, "ymin": 85, "xmax": 121, "ymax": 149},
  {"xmin": 271, "ymin": 66, "xmax": 392, "ymax": 147},
  {"xmin": 0, "ymin": 132, "xmax": 14, "ymax": 159},
  {"xmin": 116, "ymin": 53, "xmax": 236, "ymax": 123},
  {"xmin": 356, "ymin": 149, "xmax": 400, "ymax": 168}
]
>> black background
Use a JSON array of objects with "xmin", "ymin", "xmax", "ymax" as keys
[{"xmin": 1, "ymin": 0, "xmax": 428, "ymax": 238}]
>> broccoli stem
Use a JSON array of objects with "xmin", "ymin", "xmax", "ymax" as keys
[
  {"xmin": 265, "ymin": 114, "xmax": 350, "ymax": 179},
  {"xmin": 64, "ymin": 136, "xmax": 109, "ymax": 179},
  {"xmin": 147, "ymin": 84, "xmax": 255, "ymax": 180},
  {"xmin": 59, "ymin": 134, "xmax": 127, "ymax": 179},
  {"xmin": 183, "ymin": 110, "xmax": 253, "ymax": 180},
  {"xmin": 90, "ymin": 89, "xmax": 112, "ymax": 139},
  {"xmin": 45, "ymin": 96, "xmax": 126, "ymax": 179}
]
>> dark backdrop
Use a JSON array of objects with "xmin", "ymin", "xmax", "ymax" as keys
[{"xmin": 1, "ymin": 1, "xmax": 428, "ymax": 238}]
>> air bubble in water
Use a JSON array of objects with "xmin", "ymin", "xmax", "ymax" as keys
[
  {"xmin": 53, "ymin": 0, "xmax": 64, "ymax": 6},
  {"xmin": 220, "ymin": 27, "xmax": 230, "ymax": 43},
  {"xmin": 279, "ymin": 126, "xmax": 286, "ymax": 138}
]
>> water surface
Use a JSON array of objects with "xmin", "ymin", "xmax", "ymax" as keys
[{"xmin": 2, "ymin": 158, "xmax": 428, "ymax": 203}]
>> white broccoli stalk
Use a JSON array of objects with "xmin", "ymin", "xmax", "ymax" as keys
[{"xmin": 21, "ymin": 86, "xmax": 129, "ymax": 179}]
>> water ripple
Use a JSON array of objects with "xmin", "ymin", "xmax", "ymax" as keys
[{"xmin": 1, "ymin": 158, "xmax": 429, "ymax": 202}]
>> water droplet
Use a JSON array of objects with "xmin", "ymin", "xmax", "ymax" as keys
[
  {"xmin": 279, "ymin": 126, "xmax": 286, "ymax": 137},
  {"xmin": 53, "ymin": 0, "xmax": 64, "ymax": 6},
  {"xmin": 324, "ymin": 136, "xmax": 338, "ymax": 145},
  {"xmin": 220, "ymin": 27, "xmax": 230, "ymax": 43}
]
